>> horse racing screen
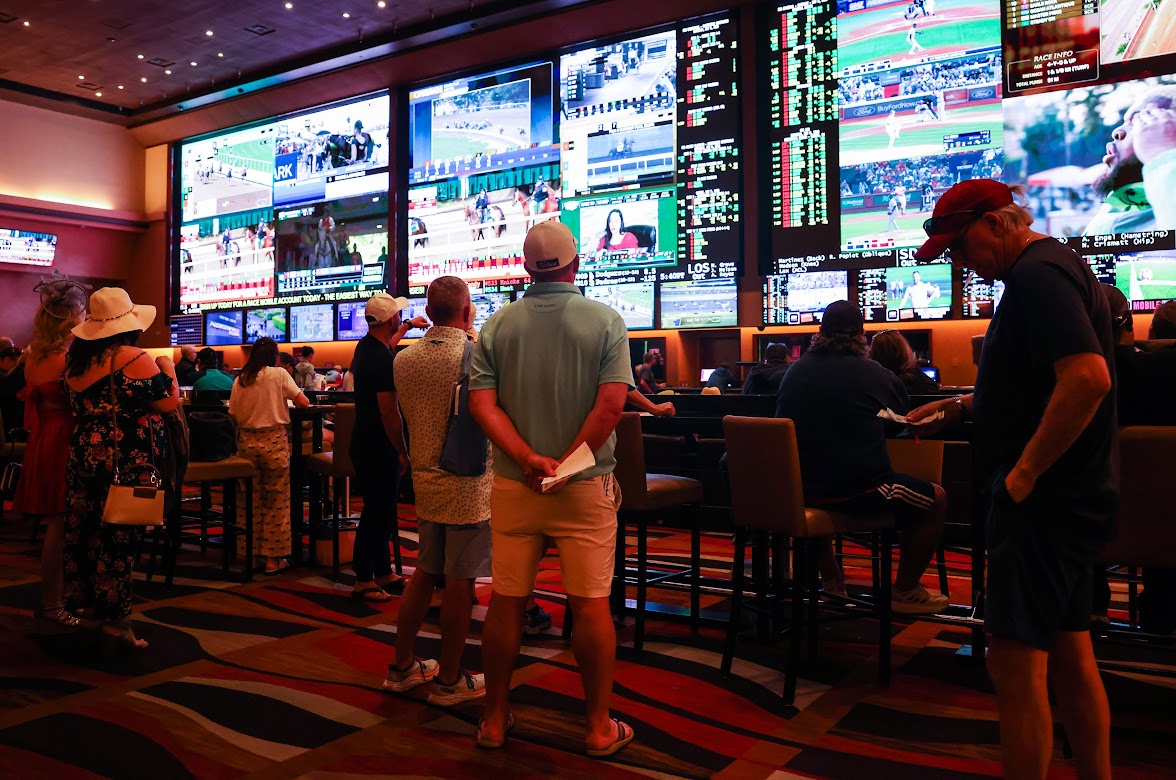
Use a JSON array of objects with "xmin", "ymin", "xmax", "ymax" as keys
[{"xmin": 175, "ymin": 92, "xmax": 390, "ymax": 314}]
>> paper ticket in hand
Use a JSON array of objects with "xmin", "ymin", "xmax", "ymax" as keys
[
  {"xmin": 541, "ymin": 442, "xmax": 595, "ymax": 491},
  {"xmin": 877, "ymin": 408, "xmax": 945, "ymax": 426}
]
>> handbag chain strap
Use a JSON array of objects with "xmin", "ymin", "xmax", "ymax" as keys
[{"xmin": 107, "ymin": 350, "xmax": 157, "ymax": 487}]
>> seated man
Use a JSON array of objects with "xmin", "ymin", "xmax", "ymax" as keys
[
  {"xmin": 1097, "ymin": 285, "xmax": 1176, "ymax": 635},
  {"xmin": 775, "ymin": 300, "xmax": 949, "ymax": 613},
  {"xmin": 192, "ymin": 348, "xmax": 234, "ymax": 391},
  {"xmin": 634, "ymin": 350, "xmax": 665, "ymax": 394},
  {"xmin": 742, "ymin": 344, "xmax": 792, "ymax": 395}
]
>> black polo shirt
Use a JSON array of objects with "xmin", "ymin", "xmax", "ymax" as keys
[{"xmin": 972, "ymin": 238, "xmax": 1118, "ymax": 534}]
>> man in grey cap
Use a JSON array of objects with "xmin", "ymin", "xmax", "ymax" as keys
[
  {"xmin": 775, "ymin": 300, "xmax": 949, "ymax": 612},
  {"xmin": 469, "ymin": 220, "xmax": 636, "ymax": 756}
]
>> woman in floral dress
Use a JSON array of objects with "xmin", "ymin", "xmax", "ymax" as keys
[{"xmin": 62, "ymin": 288, "xmax": 179, "ymax": 649}]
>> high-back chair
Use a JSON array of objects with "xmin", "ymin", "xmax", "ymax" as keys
[
  {"xmin": 306, "ymin": 404, "xmax": 365, "ymax": 577},
  {"xmin": 884, "ymin": 438, "xmax": 949, "ymax": 596},
  {"xmin": 723, "ymin": 415, "xmax": 896, "ymax": 704},
  {"xmin": 1099, "ymin": 427, "xmax": 1176, "ymax": 628},
  {"xmin": 610, "ymin": 412, "xmax": 703, "ymax": 650}
]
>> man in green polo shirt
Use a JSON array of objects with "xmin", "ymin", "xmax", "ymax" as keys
[
  {"xmin": 470, "ymin": 220, "xmax": 635, "ymax": 758},
  {"xmin": 191, "ymin": 347, "xmax": 235, "ymax": 391}
]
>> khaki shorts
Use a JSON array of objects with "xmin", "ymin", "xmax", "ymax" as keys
[{"xmin": 490, "ymin": 473, "xmax": 621, "ymax": 599}]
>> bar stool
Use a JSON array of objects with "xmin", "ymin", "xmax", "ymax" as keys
[
  {"xmin": 722, "ymin": 415, "xmax": 896, "ymax": 704},
  {"xmin": 1099, "ymin": 427, "xmax": 1176, "ymax": 631},
  {"xmin": 153, "ymin": 456, "xmax": 257, "ymax": 585},
  {"xmin": 307, "ymin": 403, "xmax": 357, "ymax": 577},
  {"xmin": 612, "ymin": 411, "xmax": 704, "ymax": 651}
]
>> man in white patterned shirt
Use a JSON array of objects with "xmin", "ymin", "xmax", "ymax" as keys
[{"xmin": 382, "ymin": 276, "xmax": 494, "ymax": 705}]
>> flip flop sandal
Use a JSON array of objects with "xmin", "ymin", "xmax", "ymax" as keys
[
  {"xmin": 586, "ymin": 719, "xmax": 635, "ymax": 759},
  {"xmin": 351, "ymin": 586, "xmax": 392, "ymax": 602},
  {"xmin": 475, "ymin": 713, "xmax": 515, "ymax": 750}
]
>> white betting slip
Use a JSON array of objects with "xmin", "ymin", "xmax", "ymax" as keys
[{"xmin": 540, "ymin": 441, "xmax": 595, "ymax": 491}]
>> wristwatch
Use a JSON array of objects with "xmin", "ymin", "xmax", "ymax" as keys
[{"xmin": 952, "ymin": 396, "xmax": 969, "ymax": 421}]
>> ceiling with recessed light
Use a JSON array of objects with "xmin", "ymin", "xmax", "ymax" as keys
[{"xmin": 0, "ymin": 0, "xmax": 556, "ymax": 120}]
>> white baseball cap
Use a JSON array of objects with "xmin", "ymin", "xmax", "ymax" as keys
[
  {"xmin": 365, "ymin": 292, "xmax": 410, "ymax": 325},
  {"xmin": 523, "ymin": 220, "xmax": 578, "ymax": 273}
]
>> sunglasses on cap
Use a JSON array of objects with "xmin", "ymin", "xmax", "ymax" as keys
[{"xmin": 922, "ymin": 209, "xmax": 985, "ymax": 237}]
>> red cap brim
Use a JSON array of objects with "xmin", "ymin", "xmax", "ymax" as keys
[{"xmin": 913, "ymin": 232, "xmax": 952, "ymax": 261}]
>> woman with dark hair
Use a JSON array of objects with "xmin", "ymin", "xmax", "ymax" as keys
[
  {"xmin": 868, "ymin": 329, "xmax": 939, "ymax": 394},
  {"xmin": 63, "ymin": 288, "xmax": 179, "ymax": 650},
  {"xmin": 596, "ymin": 208, "xmax": 639, "ymax": 252},
  {"xmin": 18, "ymin": 275, "xmax": 88, "ymax": 625},
  {"xmin": 229, "ymin": 336, "xmax": 310, "ymax": 574}
]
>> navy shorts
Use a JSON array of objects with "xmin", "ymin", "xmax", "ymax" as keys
[
  {"xmin": 809, "ymin": 471, "xmax": 937, "ymax": 528},
  {"xmin": 984, "ymin": 471, "xmax": 1104, "ymax": 651}
]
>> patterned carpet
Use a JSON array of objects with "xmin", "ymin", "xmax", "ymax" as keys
[{"xmin": 1, "ymin": 503, "xmax": 1174, "ymax": 779}]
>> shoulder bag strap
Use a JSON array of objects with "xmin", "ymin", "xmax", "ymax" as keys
[{"xmin": 108, "ymin": 357, "xmax": 121, "ymax": 484}]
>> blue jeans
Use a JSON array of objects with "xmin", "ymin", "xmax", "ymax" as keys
[{"xmin": 351, "ymin": 443, "xmax": 400, "ymax": 581}]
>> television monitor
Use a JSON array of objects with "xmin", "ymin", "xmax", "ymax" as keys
[
  {"xmin": 700, "ymin": 368, "xmax": 715, "ymax": 382},
  {"xmin": 471, "ymin": 292, "xmax": 511, "ymax": 332},
  {"xmin": 1116, "ymin": 251, "xmax": 1176, "ymax": 312},
  {"xmin": 0, "ymin": 229, "xmax": 56, "ymax": 267},
  {"xmin": 245, "ymin": 307, "xmax": 288, "ymax": 343},
  {"xmin": 584, "ymin": 282, "xmax": 655, "ymax": 329},
  {"xmin": 289, "ymin": 303, "xmax": 335, "ymax": 342},
  {"xmin": 659, "ymin": 277, "xmax": 738, "ymax": 329},
  {"xmin": 401, "ymin": 298, "xmax": 430, "ymax": 338},
  {"xmin": 763, "ymin": 270, "xmax": 848, "ymax": 325},
  {"xmin": 562, "ymin": 16, "xmax": 744, "ymax": 310},
  {"xmin": 859, "ymin": 263, "xmax": 953, "ymax": 323},
  {"xmin": 175, "ymin": 92, "xmax": 390, "ymax": 313},
  {"xmin": 922, "ymin": 366, "xmax": 940, "ymax": 382},
  {"xmin": 204, "ymin": 310, "xmax": 244, "ymax": 346},
  {"xmin": 407, "ymin": 61, "xmax": 558, "ymax": 292},
  {"xmin": 336, "ymin": 300, "xmax": 369, "ymax": 341},
  {"xmin": 169, "ymin": 314, "xmax": 203, "ymax": 347}
]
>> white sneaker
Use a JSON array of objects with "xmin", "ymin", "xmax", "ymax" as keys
[
  {"xmin": 427, "ymin": 670, "xmax": 486, "ymax": 706},
  {"xmin": 891, "ymin": 584, "xmax": 950, "ymax": 615},
  {"xmin": 382, "ymin": 658, "xmax": 439, "ymax": 693}
]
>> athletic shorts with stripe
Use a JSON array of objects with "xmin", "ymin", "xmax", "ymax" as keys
[{"xmin": 808, "ymin": 472, "xmax": 937, "ymax": 528}]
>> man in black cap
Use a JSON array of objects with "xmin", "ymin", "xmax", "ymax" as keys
[
  {"xmin": 908, "ymin": 179, "xmax": 1116, "ymax": 780},
  {"xmin": 774, "ymin": 300, "xmax": 949, "ymax": 612}
]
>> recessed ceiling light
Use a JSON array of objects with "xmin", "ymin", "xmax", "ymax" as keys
[
  {"xmin": 23, "ymin": 20, "xmax": 30, "ymax": 26},
  {"xmin": 137, "ymin": 54, "xmax": 144, "ymax": 59},
  {"xmin": 165, "ymin": 69, "xmax": 172, "ymax": 74},
  {"xmin": 78, "ymin": 75, "xmax": 85, "ymax": 79},
  {"xmin": 217, "ymin": 52, "xmax": 224, "ymax": 57},
  {"xmin": 343, "ymin": 12, "xmax": 350, "ymax": 17},
  {"xmin": 378, "ymin": 1, "xmax": 386, "ymax": 7},
  {"xmin": 190, "ymin": 61, "xmax": 198, "ymax": 66},
  {"xmin": 285, "ymin": 2, "xmax": 293, "ymax": 8},
  {"xmin": 95, "ymin": 92, "xmax": 102, "ymax": 97},
  {"xmin": 206, "ymin": 30, "xmax": 214, "ymax": 36},
  {"xmin": 118, "ymin": 85, "xmax": 124, "ymax": 89},
  {"xmin": 141, "ymin": 77, "xmax": 148, "ymax": 82}
]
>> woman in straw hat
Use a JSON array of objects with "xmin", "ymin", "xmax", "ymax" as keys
[
  {"xmin": 63, "ymin": 288, "xmax": 179, "ymax": 650},
  {"xmin": 16, "ymin": 274, "xmax": 89, "ymax": 625}
]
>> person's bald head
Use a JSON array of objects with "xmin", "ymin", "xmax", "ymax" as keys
[
  {"xmin": 426, "ymin": 275, "xmax": 471, "ymax": 329},
  {"xmin": 0, "ymin": 337, "xmax": 13, "ymax": 351}
]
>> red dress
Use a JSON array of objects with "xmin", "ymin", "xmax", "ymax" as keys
[{"xmin": 13, "ymin": 381, "xmax": 74, "ymax": 515}]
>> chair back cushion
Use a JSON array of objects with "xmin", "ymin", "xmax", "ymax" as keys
[
  {"xmin": 885, "ymin": 438, "xmax": 944, "ymax": 484},
  {"xmin": 1100, "ymin": 426, "xmax": 1176, "ymax": 566},
  {"xmin": 331, "ymin": 404, "xmax": 357, "ymax": 477},
  {"xmin": 723, "ymin": 416, "xmax": 808, "ymax": 534},
  {"xmin": 612, "ymin": 412, "xmax": 648, "ymax": 506}
]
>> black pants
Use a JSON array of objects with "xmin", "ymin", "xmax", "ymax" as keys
[{"xmin": 351, "ymin": 442, "xmax": 400, "ymax": 582}]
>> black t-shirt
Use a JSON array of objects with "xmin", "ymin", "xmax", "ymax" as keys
[
  {"xmin": 742, "ymin": 360, "xmax": 791, "ymax": 395},
  {"xmin": 349, "ymin": 333, "xmax": 397, "ymax": 453},
  {"xmin": 972, "ymin": 238, "xmax": 1118, "ymax": 528},
  {"xmin": 775, "ymin": 350, "xmax": 909, "ymax": 500},
  {"xmin": 635, "ymin": 364, "xmax": 659, "ymax": 392},
  {"xmin": 1114, "ymin": 343, "xmax": 1176, "ymax": 426}
]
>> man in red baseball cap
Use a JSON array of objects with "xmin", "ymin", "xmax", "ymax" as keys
[{"xmin": 910, "ymin": 179, "xmax": 1118, "ymax": 778}]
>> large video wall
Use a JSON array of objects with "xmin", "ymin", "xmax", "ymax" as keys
[
  {"xmin": 764, "ymin": 0, "xmax": 1176, "ymax": 322},
  {"xmin": 170, "ymin": 2, "xmax": 1176, "ymax": 346},
  {"xmin": 405, "ymin": 13, "xmax": 742, "ymax": 330}
]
